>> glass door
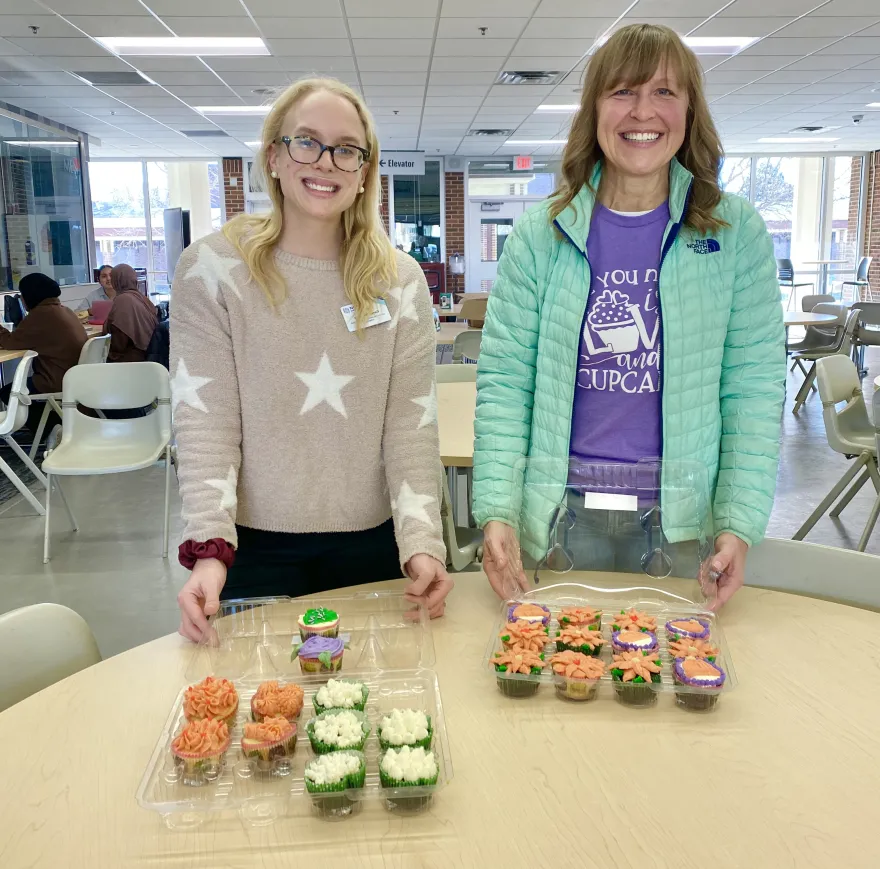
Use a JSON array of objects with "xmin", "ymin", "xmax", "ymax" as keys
[{"xmin": 467, "ymin": 200, "xmax": 525, "ymax": 292}]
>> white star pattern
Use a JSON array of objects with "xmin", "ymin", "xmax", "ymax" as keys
[
  {"xmin": 411, "ymin": 383, "xmax": 437, "ymax": 429},
  {"xmin": 391, "ymin": 481, "xmax": 435, "ymax": 528},
  {"xmin": 171, "ymin": 358, "xmax": 212, "ymax": 413},
  {"xmin": 184, "ymin": 243, "xmax": 242, "ymax": 301},
  {"xmin": 387, "ymin": 281, "xmax": 420, "ymax": 329},
  {"xmin": 295, "ymin": 352, "xmax": 354, "ymax": 417},
  {"xmin": 205, "ymin": 465, "xmax": 238, "ymax": 512}
]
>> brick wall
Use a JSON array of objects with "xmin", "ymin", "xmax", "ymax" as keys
[
  {"xmin": 865, "ymin": 151, "xmax": 879, "ymax": 289},
  {"xmin": 444, "ymin": 171, "xmax": 464, "ymax": 286},
  {"xmin": 379, "ymin": 175, "xmax": 389, "ymax": 232},
  {"xmin": 846, "ymin": 156, "xmax": 862, "ymax": 267},
  {"xmin": 222, "ymin": 158, "xmax": 245, "ymax": 219}
]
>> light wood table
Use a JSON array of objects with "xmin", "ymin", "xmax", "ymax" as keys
[
  {"xmin": 85, "ymin": 324, "xmax": 103, "ymax": 338},
  {"xmin": 433, "ymin": 303, "xmax": 462, "ymax": 318},
  {"xmin": 0, "ymin": 573, "xmax": 878, "ymax": 868},
  {"xmin": 782, "ymin": 311, "xmax": 837, "ymax": 328},
  {"xmin": 435, "ymin": 321, "xmax": 471, "ymax": 346},
  {"xmin": 437, "ymin": 379, "xmax": 475, "ymax": 468},
  {"xmin": 0, "ymin": 347, "xmax": 26, "ymax": 365}
]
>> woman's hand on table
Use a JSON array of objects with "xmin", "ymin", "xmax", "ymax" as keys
[
  {"xmin": 178, "ymin": 558, "xmax": 227, "ymax": 642},
  {"xmin": 708, "ymin": 533, "xmax": 749, "ymax": 611},
  {"xmin": 404, "ymin": 554, "xmax": 453, "ymax": 619},
  {"xmin": 483, "ymin": 520, "xmax": 528, "ymax": 598}
]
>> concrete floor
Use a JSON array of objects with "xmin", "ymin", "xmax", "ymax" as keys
[{"xmin": 0, "ymin": 347, "xmax": 877, "ymax": 660}]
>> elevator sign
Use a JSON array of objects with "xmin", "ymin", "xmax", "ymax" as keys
[
  {"xmin": 378, "ymin": 151, "xmax": 425, "ymax": 175},
  {"xmin": 514, "ymin": 155, "xmax": 533, "ymax": 171}
]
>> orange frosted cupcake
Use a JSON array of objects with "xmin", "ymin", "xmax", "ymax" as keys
[
  {"xmin": 241, "ymin": 715, "xmax": 298, "ymax": 772},
  {"xmin": 499, "ymin": 620, "xmax": 549, "ymax": 654},
  {"xmin": 183, "ymin": 676, "xmax": 239, "ymax": 726},
  {"xmin": 251, "ymin": 681, "xmax": 305, "ymax": 723},
  {"xmin": 171, "ymin": 718, "xmax": 230, "ymax": 786},
  {"xmin": 556, "ymin": 625, "xmax": 605, "ymax": 657},
  {"xmin": 557, "ymin": 606, "xmax": 601, "ymax": 630},
  {"xmin": 667, "ymin": 637, "xmax": 719, "ymax": 661},
  {"xmin": 610, "ymin": 608, "xmax": 657, "ymax": 634},
  {"xmin": 611, "ymin": 650, "xmax": 663, "ymax": 707},
  {"xmin": 549, "ymin": 650, "xmax": 606, "ymax": 702}
]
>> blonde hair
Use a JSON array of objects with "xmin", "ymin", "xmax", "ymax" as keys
[
  {"xmin": 222, "ymin": 77, "xmax": 396, "ymax": 328},
  {"xmin": 550, "ymin": 23, "xmax": 727, "ymax": 235}
]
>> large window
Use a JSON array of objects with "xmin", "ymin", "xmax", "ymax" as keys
[
  {"xmin": 393, "ymin": 160, "xmax": 441, "ymax": 262},
  {"xmin": 89, "ymin": 160, "xmax": 221, "ymax": 296},
  {"xmin": 719, "ymin": 155, "xmax": 865, "ymax": 295},
  {"xmin": 1, "ymin": 117, "xmax": 90, "ymax": 290}
]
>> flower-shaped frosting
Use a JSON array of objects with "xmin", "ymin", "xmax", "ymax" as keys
[
  {"xmin": 492, "ymin": 650, "xmax": 545, "ymax": 675},
  {"xmin": 499, "ymin": 620, "xmax": 548, "ymax": 654},
  {"xmin": 549, "ymin": 650, "xmax": 606, "ymax": 680},
  {"xmin": 611, "ymin": 608, "xmax": 657, "ymax": 632},
  {"xmin": 612, "ymin": 651, "xmax": 662, "ymax": 683}
]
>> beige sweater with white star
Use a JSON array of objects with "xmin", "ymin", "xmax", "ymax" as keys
[{"xmin": 170, "ymin": 231, "xmax": 446, "ymax": 569}]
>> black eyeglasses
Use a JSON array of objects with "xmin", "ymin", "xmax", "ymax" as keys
[{"xmin": 276, "ymin": 135, "xmax": 369, "ymax": 172}]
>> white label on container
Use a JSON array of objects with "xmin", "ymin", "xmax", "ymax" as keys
[{"xmin": 584, "ymin": 492, "xmax": 638, "ymax": 512}]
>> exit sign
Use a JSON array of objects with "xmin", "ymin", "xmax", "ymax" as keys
[{"xmin": 514, "ymin": 155, "xmax": 533, "ymax": 171}]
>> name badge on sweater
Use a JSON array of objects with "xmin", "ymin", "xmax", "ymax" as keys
[{"xmin": 340, "ymin": 300, "xmax": 391, "ymax": 332}]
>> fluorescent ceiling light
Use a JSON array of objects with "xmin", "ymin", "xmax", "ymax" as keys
[
  {"xmin": 95, "ymin": 37, "xmax": 269, "ymax": 57},
  {"xmin": 481, "ymin": 162, "xmax": 510, "ymax": 168},
  {"xmin": 597, "ymin": 35, "xmax": 757, "ymax": 55},
  {"xmin": 866, "ymin": 102, "xmax": 880, "ymax": 108},
  {"xmin": 505, "ymin": 139, "xmax": 567, "ymax": 145},
  {"xmin": 4, "ymin": 139, "xmax": 78, "ymax": 146},
  {"xmin": 195, "ymin": 106, "xmax": 271, "ymax": 115},
  {"xmin": 536, "ymin": 104, "xmax": 579, "ymax": 112},
  {"xmin": 758, "ymin": 137, "xmax": 839, "ymax": 143},
  {"xmin": 245, "ymin": 141, "xmax": 262, "ymax": 148}
]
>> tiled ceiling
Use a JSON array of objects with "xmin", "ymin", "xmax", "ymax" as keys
[{"xmin": 0, "ymin": 0, "xmax": 879, "ymax": 159}]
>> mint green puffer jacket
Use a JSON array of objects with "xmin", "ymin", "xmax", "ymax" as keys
[{"xmin": 472, "ymin": 158, "xmax": 785, "ymax": 560}]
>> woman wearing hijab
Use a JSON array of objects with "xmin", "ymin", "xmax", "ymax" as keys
[
  {"xmin": 0, "ymin": 272, "xmax": 87, "ymax": 429},
  {"xmin": 104, "ymin": 264, "xmax": 157, "ymax": 363}
]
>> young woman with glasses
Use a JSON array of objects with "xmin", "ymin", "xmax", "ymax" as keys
[{"xmin": 171, "ymin": 78, "xmax": 451, "ymax": 642}]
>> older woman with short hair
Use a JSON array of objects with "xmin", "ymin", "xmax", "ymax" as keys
[{"xmin": 473, "ymin": 24, "xmax": 785, "ymax": 608}]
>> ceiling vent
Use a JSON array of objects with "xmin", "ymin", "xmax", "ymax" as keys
[
  {"xmin": 469, "ymin": 128, "xmax": 514, "ymax": 137},
  {"xmin": 182, "ymin": 130, "xmax": 230, "ymax": 138},
  {"xmin": 789, "ymin": 125, "xmax": 839, "ymax": 134},
  {"xmin": 72, "ymin": 71, "xmax": 153, "ymax": 86},
  {"xmin": 496, "ymin": 70, "xmax": 563, "ymax": 86}
]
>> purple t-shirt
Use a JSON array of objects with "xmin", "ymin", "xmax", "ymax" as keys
[{"xmin": 569, "ymin": 201, "xmax": 668, "ymax": 467}]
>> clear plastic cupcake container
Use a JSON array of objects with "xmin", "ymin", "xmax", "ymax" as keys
[
  {"xmin": 484, "ymin": 583, "xmax": 737, "ymax": 711},
  {"xmin": 137, "ymin": 595, "xmax": 451, "ymax": 830}
]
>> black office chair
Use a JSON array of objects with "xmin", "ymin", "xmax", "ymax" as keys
[
  {"xmin": 3, "ymin": 293, "xmax": 26, "ymax": 328},
  {"xmin": 777, "ymin": 258, "xmax": 813, "ymax": 310},
  {"xmin": 841, "ymin": 256, "xmax": 874, "ymax": 303}
]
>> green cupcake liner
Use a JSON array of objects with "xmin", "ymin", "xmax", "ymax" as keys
[
  {"xmin": 306, "ymin": 710, "xmax": 371, "ymax": 755},
  {"xmin": 378, "ymin": 715, "xmax": 433, "ymax": 751},
  {"xmin": 379, "ymin": 768, "xmax": 440, "ymax": 789},
  {"xmin": 495, "ymin": 674, "xmax": 541, "ymax": 697},
  {"xmin": 312, "ymin": 680, "xmax": 369, "ymax": 715},
  {"xmin": 304, "ymin": 752, "xmax": 367, "ymax": 794}
]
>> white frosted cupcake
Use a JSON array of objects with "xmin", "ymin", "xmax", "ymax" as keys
[
  {"xmin": 379, "ymin": 746, "xmax": 439, "ymax": 812},
  {"xmin": 306, "ymin": 709, "xmax": 370, "ymax": 754},
  {"xmin": 378, "ymin": 708, "xmax": 433, "ymax": 751},
  {"xmin": 313, "ymin": 678, "xmax": 368, "ymax": 714}
]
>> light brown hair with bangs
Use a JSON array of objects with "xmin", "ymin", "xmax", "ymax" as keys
[{"xmin": 550, "ymin": 23, "xmax": 727, "ymax": 235}]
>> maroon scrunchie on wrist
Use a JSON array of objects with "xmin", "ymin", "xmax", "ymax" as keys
[{"xmin": 178, "ymin": 538, "xmax": 236, "ymax": 570}]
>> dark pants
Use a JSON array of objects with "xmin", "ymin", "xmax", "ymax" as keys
[
  {"xmin": 221, "ymin": 519, "xmax": 404, "ymax": 601},
  {"xmin": 0, "ymin": 378, "xmax": 60, "ymax": 435}
]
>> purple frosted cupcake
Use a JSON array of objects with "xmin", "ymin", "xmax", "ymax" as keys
[
  {"xmin": 506, "ymin": 602, "xmax": 550, "ymax": 626},
  {"xmin": 673, "ymin": 657, "xmax": 726, "ymax": 711},
  {"xmin": 665, "ymin": 618, "xmax": 711, "ymax": 641},
  {"xmin": 611, "ymin": 629, "xmax": 659, "ymax": 654},
  {"xmin": 298, "ymin": 636, "xmax": 344, "ymax": 675}
]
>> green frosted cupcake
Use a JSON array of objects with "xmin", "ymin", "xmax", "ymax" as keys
[
  {"xmin": 306, "ymin": 709, "xmax": 370, "ymax": 755},
  {"xmin": 304, "ymin": 750, "xmax": 366, "ymax": 817},
  {"xmin": 298, "ymin": 606, "xmax": 340, "ymax": 641}
]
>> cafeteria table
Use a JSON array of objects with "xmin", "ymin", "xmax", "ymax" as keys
[
  {"xmin": 0, "ymin": 571, "xmax": 877, "ymax": 868},
  {"xmin": 802, "ymin": 259, "xmax": 850, "ymax": 295}
]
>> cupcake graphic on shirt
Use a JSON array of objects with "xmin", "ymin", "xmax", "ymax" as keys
[{"xmin": 587, "ymin": 289, "xmax": 641, "ymax": 353}]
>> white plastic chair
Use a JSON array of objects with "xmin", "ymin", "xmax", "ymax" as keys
[
  {"xmin": 793, "ymin": 355, "xmax": 880, "ymax": 552},
  {"xmin": 439, "ymin": 460, "xmax": 482, "ymax": 572},
  {"xmin": 0, "ymin": 603, "xmax": 101, "ymax": 712},
  {"xmin": 747, "ymin": 538, "xmax": 880, "ymax": 609},
  {"xmin": 0, "ymin": 351, "xmax": 52, "ymax": 515},
  {"xmin": 790, "ymin": 308, "xmax": 859, "ymax": 413},
  {"xmin": 41, "ymin": 361, "xmax": 172, "ymax": 564},
  {"xmin": 452, "ymin": 329, "xmax": 482, "ymax": 364},
  {"xmin": 435, "ymin": 362, "xmax": 477, "ymax": 383},
  {"xmin": 28, "ymin": 334, "xmax": 111, "ymax": 461}
]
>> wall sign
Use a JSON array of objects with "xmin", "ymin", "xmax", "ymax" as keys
[
  {"xmin": 514, "ymin": 155, "xmax": 533, "ymax": 171},
  {"xmin": 378, "ymin": 151, "xmax": 425, "ymax": 175}
]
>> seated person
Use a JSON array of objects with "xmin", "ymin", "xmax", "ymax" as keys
[
  {"xmin": 0, "ymin": 273, "xmax": 87, "ymax": 429},
  {"xmin": 77, "ymin": 264, "xmax": 116, "ymax": 313},
  {"xmin": 104, "ymin": 264, "xmax": 157, "ymax": 363}
]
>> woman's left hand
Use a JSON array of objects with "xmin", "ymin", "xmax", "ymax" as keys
[
  {"xmin": 403, "ymin": 554, "xmax": 454, "ymax": 619},
  {"xmin": 708, "ymin": 533, "xmax": 749, "ymax": 611}
]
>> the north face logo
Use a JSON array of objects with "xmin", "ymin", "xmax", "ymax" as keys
[{"xmin": 687, "ymin": 238, "xmax": 720, "ymax": 254}]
